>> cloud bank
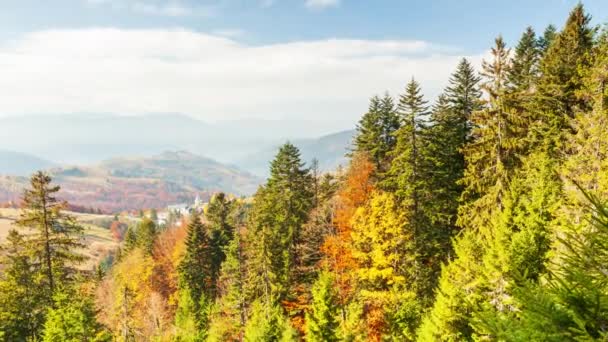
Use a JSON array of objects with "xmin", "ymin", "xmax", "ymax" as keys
[{"xmin": 0, "ymin": 28, "xmax": 482, "ymax": 130}]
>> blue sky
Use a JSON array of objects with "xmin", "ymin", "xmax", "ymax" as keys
[
  {"xmin": 3, "ymin": 1, "xmax": 607, "ymax": 49},
  {"xmin": 1, "ymin": 0, "xmax": 607, "ymax": 134}
]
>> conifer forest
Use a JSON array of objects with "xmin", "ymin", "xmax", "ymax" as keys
[{"xmin": 2, "ymin": 4, "xmax": 608, "ymax": 341}]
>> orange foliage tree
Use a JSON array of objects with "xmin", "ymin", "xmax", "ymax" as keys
[{"xmin": 321, "ymin": 153, "xmax": 375, "ymax": 308}]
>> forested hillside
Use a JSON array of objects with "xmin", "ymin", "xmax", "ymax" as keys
[
  {"xmin": 2, "ymin": 4, "xmax": 608, "ymax": 341},
  {"xmin": 0, "ymin": 151, "xmax": 261, "ymax": 212}
]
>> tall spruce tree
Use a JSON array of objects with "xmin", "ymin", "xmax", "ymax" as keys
[
  {"xmin": 474, "ymin": 189, "xmax": 608, "ymax": 340},
  {"xmin": 459, "ymin": 36, "xmax": 524, "ymax": 231},
  {"xmin": 305, "ymin": 271, "xmax": 340, "ymax": 342},
  {"xmin": 206, "ymin": 192, "xmax": 235, "ymax": 296},
  {"xmin": 0, "ymin": 230, "xmax": 47, "ymax": 340},
  {"xmin": 563, "ymin": 30, "xmax": 608, "ymax": 203},
  {"xmin": 245, "ymin": 143, "xmax": 314, "ymax": 305},
  {"xmin": 383, "ymin": 78, "xmax": 440, "ymax": 306},
  {"xmin": 508, "ymin": 27, "xmax": 540, "ymax": 93},
  {"xmin": 538, "ymin": 24, "xmax": 557, "ymax": 54},
  {"xmin": 533, "ymin": 4, "xmax": 594, "ymax": 147},
  {"xmin": 178, "ymin": 212, "xmax": 213, "ymax": 328},
  {"xmin": 15, "ymin": 171, "xmax": 85, "ymax": 300},
  {"xmin": 445, "ymin": 58, "xmax": 483, "ymax": 147},
  {"xmin": 421, "ymin": 37, "xmax": 523, "ymax": 342},
  {"xmin": 353, "ymin": 94, "xmax": 400, "ymax": 173}
]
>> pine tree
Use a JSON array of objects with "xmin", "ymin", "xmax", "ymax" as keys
[
  {"xmin": 384, "ymin": 78, "xmax": 429, "ymax": 198},
  {"xmin": 208, "ymin": 229, "xmax": 246, "ymax": 341},
  {"xmin": 445, "ymin": 58, "xmax": 483, "ymax": 147},
  {"xmin": 417, "ymin": 229, "xmax": 485, "ymax": 341},
  {"xmin": 459, "ymin": 36, "xmax": 524, "ymax": 231},
  {"xmin": 178, "ymin": 212, "xmax": 213, "ymax": 328},
  {"xmin": 206, "ymin": 192, "xmax": 235, "ymax": 297},
  {"xmin": 136, "ymin": 217, "xmax": 157, "ymax": 255},
  {"xmin": 538, "ymin": 24, "xmax": 557, "ymax": 54},
  {"xmin": 245, "ymin": 143, "xmax": 314, "ymax": 304},
  {"xmin": 474, "ymin": 188, "xmax": 608, "ymax": 341},
  {"xmin": 42, "ymin": 287, "xmax": 111, "ymax": 342},
  {"xmin": 243, "ymin": 300, "xmax": 295, "ymax": 342},
  {"xmin": 508, "ymin": 27, "xmax": 540, "ymax": 93},
  {"xmin": 174, "ymin": 287, "xmax": 205, "ymax": 342},
  {"xmin": 15, "ymin": 171, "xmax": 85, "ymax": 300},
  {"xmin": 383, "ymin": 78, "xmax": 439, "ymax": 306},
  {"xmin": 353, "ymin": 94, "xmax": 400, "ymax": 173},
  {"xmin": 533, "ymin": 4, "xmax": 594, "ymax": 147},
  {"xmin": 305, "ymin": 271, "xmax": 340, "ymax": 342},
  {"xmin": 0, "ymin": 230, "xmax": 47, "ymax": 340},
  {"xmin": 563, "ymin": 30, "xmax": 608, "ymax": 203},
  {"xmin": 421, "ymin": 37, "xmax": 522, "ymax": 342}
]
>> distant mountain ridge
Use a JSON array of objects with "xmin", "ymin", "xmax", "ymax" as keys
[
  {"xmin": 0, "ymin": 113, "xmax": 351, "ymax": 166},
  {"xmin": 0, "ymin": 151, "xmax": 262, "ymax": 212},
  {"xmin": 237, "ymin": 129, "xmax": 355, "ymax": 176},
  {"xmin": 0, "ymin": 150, "xmax": 55, "ymax": 176}
]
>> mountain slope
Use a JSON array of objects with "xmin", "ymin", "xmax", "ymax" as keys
[
  {"xmin": 237, "ymin": 130, "xmax": 355, "ymax": 177},
  {"xmin": 0, "ymin": 151, "xmax": 262, "ymax": 212},
  {"xmin": 0, "ymin": 150, "xmax": 55, "ymax": 175}
]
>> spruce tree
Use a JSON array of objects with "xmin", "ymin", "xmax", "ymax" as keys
[
  {"xmin": 563, "ymin": 30, "xmax": 608, "ymax": 202},
  {"xmin": 206, "ymin": 192, "xmax": 235, "ymax": 296},
  {"xmin": 42, "ymin": 288, "xmax": 111, "ymax": 342},
  {"xmin": 538, "ymin": 24, "xmax": 557, "ymax": 54},
  {"xmin": 353, "ymin": 94, "xmax": 400, "ymax": 173},
  {"xmin": 508, "ymin": 27, "xmax": 540, "ymax": 93},
  {"xmin": 208, "ymin": 229, "xmax": 246, "ymax": 341},
  {"xmin": 245, "ymin": 143, "xmax": 314, "ymax": 304},
  {"xmin": 15, "ymin": 171, "xmax": 85, "ymax": 300},
  {"xmin": 305, "ymin": 271, "xmax": 340, "ymax": 342},
  {"xmin": 135, "ymin": 217, "xmax": 157, "ymax": 255},
  {"xmin": 178, "ymin": 212, "xmax": 213, "ymax": 328},
  {"xmin": 533, "ymin": 4, "xmax": 594, "ymax": 147},
  {"xmin": 444, "ymin": 58, "xmax": 483, "ymax": 147},
  {"xmin": 0, "ymin": 230, "xmax": 47, "ymax": 340},
  {"xmin": 459, "ymin": 36, "xmax": 524, "ymax": 231}
]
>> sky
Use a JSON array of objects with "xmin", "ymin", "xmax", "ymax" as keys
[{"xmin": 1, "ymin": 0, "xmax": 607, "ymax": 133}]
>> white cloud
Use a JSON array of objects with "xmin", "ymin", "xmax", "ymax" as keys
[
  {"xmin": 305, "ymin": 0, "xmax": 340, "ymax": 10},
  {"xmin": 211, "ymin": 28, "xmax": 246, "ymax": 38},
  {"xmin": 0, "ymin": 28, "xmax": 482, "ymax": 128}
]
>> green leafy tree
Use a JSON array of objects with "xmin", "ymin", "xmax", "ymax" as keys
[
  {"xmin": 350, "ymin": 191, "xmax": 420, "ymax": 340},
  {"xmin": 42, "ymin": 288, "xmax": 111, "ymax": 342},
  {"xmin": 243, "ymin": 300, "xmax": 295, "ymax": 342},
  {"xmin": 305, "ymin": 271, "xmax": 340, "ymax": 342}
]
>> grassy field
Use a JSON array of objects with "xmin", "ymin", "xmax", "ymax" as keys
[{"xmin": 0, "ymin": 208, "xmax": 119, "ymax": 270}]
